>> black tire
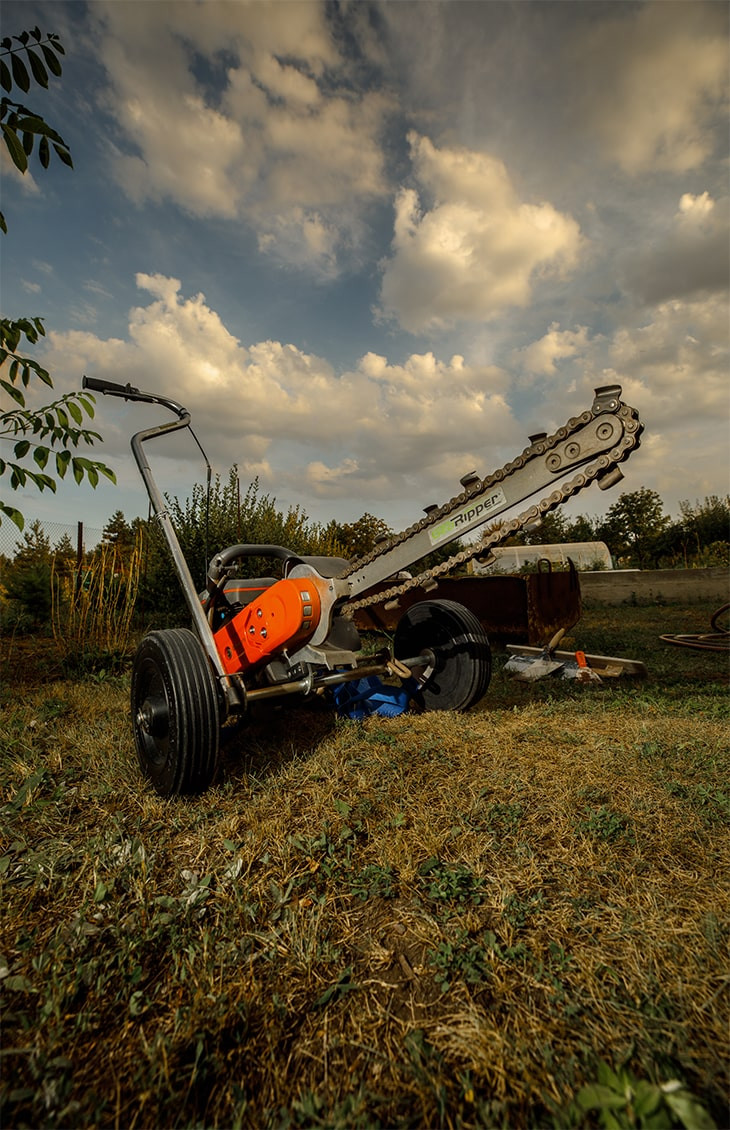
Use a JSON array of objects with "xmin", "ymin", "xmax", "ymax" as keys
[
  {"xmin": 131, "ymin": 629, "xmax": 221, "ymax": 797},
  {"xmin": 394, "ymin": 599, "xmax": 491, "ymax": 712}
]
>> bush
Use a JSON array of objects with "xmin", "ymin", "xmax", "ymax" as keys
[{"xmin": 137, "ymin": 470, "xmax": 344, "ymax": 624}]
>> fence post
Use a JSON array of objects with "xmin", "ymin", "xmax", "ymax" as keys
[{"xmin": 75, "ymin": 521, "xmax": 84, "ymax": 595}]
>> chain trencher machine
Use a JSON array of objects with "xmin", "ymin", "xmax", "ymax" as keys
[{"xmin": 82, "ymin": 376, "xmax": 643, "ymax": 796}]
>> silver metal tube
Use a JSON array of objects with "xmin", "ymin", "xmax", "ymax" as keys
[
  {"xmin": 245, "ymin": 650, "xmax": 434, "ymax": 704},
  {"xmin": 130, "ymin": 419, "xmax": 232, "ymax": 692},
  {"xmin": 244, "ymin": 677, "xmax": 312, "ymax": 702}
]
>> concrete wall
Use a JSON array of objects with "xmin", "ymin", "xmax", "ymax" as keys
[{"xmin": 578, "ymin": 567, "xmax": 730, "ymax": 606}]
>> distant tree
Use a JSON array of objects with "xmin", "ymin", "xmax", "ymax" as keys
[
  {"xmin": 99, "ymin": 510, "xmax": 138, "ymax": 568},
  {"xmin": 679, "ymin": 496, "xmax": 730, "ymax": 550},
  {"xmin": 654, "ymin": 495, "xmax": 730, "ymax": 568},
  {"xmin": 140, "ymin": 471, "xmax": 342, "ymax": 622},
  {"xmin": 3, "ymin": 517, "xmax": 53, "ymax": 624},
  {"xmin": 330, "ymin": 513, "xmax": 392, "ymax": 560},
  {"xmin": 51, "ymin": 530, "xmax": 77, "ymax": 578},
  {"xmin": 596, "ymin": 487, "xmax": 670, "ymax": 568},
  {"xmin": 102, "ymin": 510, "xmax": 132, "ymax": 545},
  {"xmin": 521, "ymin": 510, "xmax": 569, "ymax": 546},
  {"xmin": 565, "ymin": 514, "xmax": 597, "ymax": 543},
  {"xmin": 1, "ymin": 29, "xmax": 115, "ymax": 531},
  {"xmin": 53, "ymin": 531, "xmax": 75, "ymax": 557}
]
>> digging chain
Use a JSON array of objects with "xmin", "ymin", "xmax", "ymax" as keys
[{"xmin": 342, "ymin": 402, "xmax": 642, "ymax": 615}]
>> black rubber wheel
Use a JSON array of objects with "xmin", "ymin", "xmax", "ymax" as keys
[
  {"xmin": 394, "ymin": 599, "xmax": 491, "ymax": 712},
  {"xmin": 131, "ymin": 629, "xmax": 221, "ymax": 797}
]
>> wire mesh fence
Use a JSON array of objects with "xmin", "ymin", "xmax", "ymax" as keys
[{"xmin": 0, "ymin": 519, "xmax": 106, "ymax": 564}]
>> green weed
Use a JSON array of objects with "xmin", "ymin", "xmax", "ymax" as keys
[
  {"xmin": 417, "ymin": 857, "xmax": 485, "ymax": 908},
  {"xmin": 427, "ymin": 930, "xmax": 491, "ymax": 993},
  {"xmin": 576, "ymin": 805, "xmax": 633, "ymax": 844},
  {"xmin": 560, "ymin": 1060, "xmax": 717, "ymax": 1129}
]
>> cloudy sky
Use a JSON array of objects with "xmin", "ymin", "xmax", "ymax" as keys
[{"xmin": 2, "ymin": 0, "xmax": 728, "ymax": 540}]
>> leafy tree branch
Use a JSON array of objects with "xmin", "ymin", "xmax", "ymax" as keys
[{"xmin": 1, "ymin": 29, "xmax": 115, "ymax": 531}]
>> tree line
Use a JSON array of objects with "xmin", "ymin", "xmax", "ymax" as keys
[
  {"xmin": 504, "ymin": 487, "xmax": 730, "ymax": 571},
  {"xmin": 1, "ymin": 471, "xmax": 728, "ymax": 633}
]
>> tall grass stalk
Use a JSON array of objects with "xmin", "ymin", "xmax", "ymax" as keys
[{"xmin": 51, "ymin": 536, "xmax": 142, "ymax": 666}]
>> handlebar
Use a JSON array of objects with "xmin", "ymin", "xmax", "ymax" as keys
[
  {"xmin": 83, "ymin": 375, "xmax": 147, "ymax": 399},
  {"xmin": 82, "ymin": 375, "xmax": 187, "ymax": 419}
]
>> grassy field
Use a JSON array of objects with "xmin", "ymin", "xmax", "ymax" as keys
[{"xmin": 1, "ymin": 601, "xmax": 728, "ymax": 1129}]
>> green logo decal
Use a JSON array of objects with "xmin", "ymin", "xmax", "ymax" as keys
[{"xmin": 428, "ymin": 486, "xmax": 508, "ymax": 545}]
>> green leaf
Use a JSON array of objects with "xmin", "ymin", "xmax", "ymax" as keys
[
  {"xmin": 38, "ymin": 133, "xmax": 49, "ymax": 168},
  {"xmin": 67, "ymin": 400, "xmax": 82, "ymax": 424},
  {"xmin": 3, "ymin": 975, "xmax": 35, "ymax": 993},
  {"xmin": 314, "ymin": 967, "xmax": 356, "ymax": 1008},
  {"xmin": 52, "ymin": 141, "xmax": 73, "ymax": 168},
  {"xmin": 55, "ymin": 450, "xmax": 70, "ymax": 478},
  {"xmin": 597, "ymin": 1063, "xmax": 623, "ymax": 1092},
  {"xmin": 1, "ymin": 379, "xmax": 25, "ymax": 405},
  {"xmin": 1, "ymin": 121, "xmax": 27, "ymax": 172},
  {"xmin": 10, "ymin": 53, "xmax": 30, "ymax": 94},
  {"xmin": 33, "ymin": 446, "xmax": 49, "ymax": 470},
  {"xmin": 87, "ymin": 466, "xmax": 99, "ymax": 488},
  {"xmin": 575, "ymin": 1084, "xmax": 628, "ymax": 1112},
  {"xmin": 663, "ymin": 1090, "xmax": 717, "ymax": 1130},
  {"xmin": 0, "ymin": 503, "xmax": 24, "ymax": 531},
  {"xmin": 99, "ymin": 465, "xmax": 116, "ymax": 484},
  {"xmin": 26, "ymin": 48, "xmax": 49, "ymax": 89},
  {"xmin": 0, "ymin": 210, "xmax": 7, "ymax": 234},
  {"xmin": 40, "ymin": 43, "xmax": 62, "ymax": 77},
  {"xmin": 72, "ymin": 458, "xmax": 84, "ymax": 485},
  {"xmin": 21, "ymin": 129, "xmax": 33, "ymax": 156},
  {"xmin": 632, "ymin": 1082, "xmax": 662, "ymax": 1119},
  {"xmin": 15, "ymin": 116, "xmax": 67, "ymax": 144},
  {"xmin": 13, "ymin": 439, "xmax": 30, "ymax": 459},
  {"xmin": 0, "ymin": 59, "xmax": 11, "ymax": 93}
]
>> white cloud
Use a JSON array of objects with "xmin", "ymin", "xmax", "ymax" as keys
[
  {"xmin": 92, "ymin": 1, "xmax": 390, "ymax": 275},
  {"xmin": 515, "ymin": 323, "xmax": 590, "ymax": 376},
  {"xmin": 38, "ymin": 274, "xmax": 522, "ymax": 513},
  {"xmin": 1, "ymin": 145, "xmax": 40, "ymax": 195},
  {"xmin": 620, "ymin": 191, "xmax": 729, "ymax": 304},
  {"xmin": 678, "ymin": 192, "xmax": 715, "ymax": 219},
  {"xmin": 256, "ymin": 209, "xmax": 339, "ymax": 279},
  {"xmin": 572, "ymin": 1, "xmax": 729, "ymax": 174},
  {"xmin": 377, "ymin": 133, "xmax": 583, "ymax": 332},
  {"xmin": 604, "ymin": 294, "xmax": 729, "ymax": 428},
  {"xmin": 22, "ymin": 268, "xmax": 728, "ymax": 527}
]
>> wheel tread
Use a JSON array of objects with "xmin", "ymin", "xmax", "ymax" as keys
[
  {"xmin": 131, "ymin": 628, "xmax": 220, "ymax": 797},
  {"xmin": 394, "ymin": 598, "xmax": 491, "ymax": 712}
]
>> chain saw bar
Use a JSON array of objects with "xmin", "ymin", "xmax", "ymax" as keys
[{"xmin": 343, "ymin": 385, "xmax": 643, "ymax": 612}]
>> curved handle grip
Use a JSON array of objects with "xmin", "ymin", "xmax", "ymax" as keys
[
  {"xmin": 82, "ymin": 375, "xmax": 187, "ymax": 418},
  {"xmin": 83, "ymin": 375, "xmax": 145, "ymax": 400}
]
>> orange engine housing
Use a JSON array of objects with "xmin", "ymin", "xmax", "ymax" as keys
[{"xmin": 214, "ymin": 578, "xmax": 322, "ymax": 674}]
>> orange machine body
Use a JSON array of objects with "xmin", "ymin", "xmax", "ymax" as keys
[{"xmin": 214, "ymin": 578, "xmax": 322, "ymax": 674}]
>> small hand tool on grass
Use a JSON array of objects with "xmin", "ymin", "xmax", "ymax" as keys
[{"xmin": 504, "ymin": 629, "xmax": 566, "ymax": 681}]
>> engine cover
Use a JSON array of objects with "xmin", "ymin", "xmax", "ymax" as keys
[{"xmin": 214, "ymin": 578, "xmax": 322, "ymax": 674}]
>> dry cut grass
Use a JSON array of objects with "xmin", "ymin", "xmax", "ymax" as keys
[{"xmin": 1, "ymin": 602, "xmax": 728, "ymax": 1128}]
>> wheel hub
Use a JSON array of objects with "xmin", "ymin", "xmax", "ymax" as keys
[{"xmin": 137, "ymin": 695, "xmax": 168, "ymax": 738}]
